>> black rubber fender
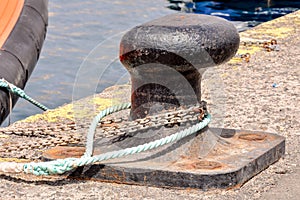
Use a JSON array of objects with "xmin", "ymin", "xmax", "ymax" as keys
[{"xmin": 0, "ymin": 0, "xmax": 48, "ymax": 124}]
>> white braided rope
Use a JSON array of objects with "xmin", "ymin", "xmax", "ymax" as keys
[{"xmin": 0, "ymin": 162, "xmax": 24, "ymax": 174}]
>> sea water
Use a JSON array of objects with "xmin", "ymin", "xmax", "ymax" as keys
[{"xmin": 6, "ymin": 0, "xmax": 299, "ymax": 125}]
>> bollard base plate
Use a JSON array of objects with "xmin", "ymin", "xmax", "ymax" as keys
[{"xmin": 64, "ymin": 128, "xmax": 285, "ymax": 190}]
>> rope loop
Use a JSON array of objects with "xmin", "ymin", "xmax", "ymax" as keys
[
  {"xmin": 0, "ymin": 87, "xmax": 210, "ymax": 175},
  {"xmin": 21, "ymin": 103, "xmax": 211, "ymax": 176}
]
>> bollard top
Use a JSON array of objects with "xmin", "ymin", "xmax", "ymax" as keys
[{"xmin": 120, "ymin": 13, "xmax": 240, "ymax": 71}]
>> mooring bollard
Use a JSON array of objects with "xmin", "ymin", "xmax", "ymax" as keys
[
  {"xmin": 120, "ymin": 13, "xmax": 240, "ymax": 120},
  {"xmin": 42, "ymin": 13, "xmax": 285, "ymax": 190}
]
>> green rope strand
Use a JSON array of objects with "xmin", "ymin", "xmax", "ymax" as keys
[
  {"xmin": 23, "ymin": 102, "xmax": 211, "ymax": 176},
  {"xmin": 83, "ymin": 102, "xmax": 131, "ymax": 157},
  {"xmin": 0, "ymin": 78, "xmax": 48, "ymax": 111}
]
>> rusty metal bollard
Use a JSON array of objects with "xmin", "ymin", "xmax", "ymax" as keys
[
  {"xmin": 42, "ymin": 13, "xmax": 285, "ymax": 190},
  {"xmin": 120, "ymin": 13, "xmax": 240, "ymax": 120}
]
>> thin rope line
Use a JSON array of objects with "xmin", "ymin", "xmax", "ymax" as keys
[{"xmin": 0, "ymin": 78, "xmax": 48, "ymax": 111}]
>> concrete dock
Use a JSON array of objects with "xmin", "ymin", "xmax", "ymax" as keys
[{"xmin": 0, "ymin": 10, "xmax": 299, "ymax": 199}]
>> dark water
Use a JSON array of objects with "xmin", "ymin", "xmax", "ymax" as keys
[
  {"xmin": 5, "ymin": 0, "xmax": 300, "ymax": 125},
  {"xmin": 168, "ymin": 0, "xmax": 300, "ymax": 31}
]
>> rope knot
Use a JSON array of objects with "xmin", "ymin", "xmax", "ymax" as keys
[{"xmin": 24, "ymin": 158, "xmax": 78, "ymax": 175}]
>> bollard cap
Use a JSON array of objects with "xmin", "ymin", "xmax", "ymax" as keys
[{"xmin": 120, "ymin": 13, "xmax": 240, "ymax": 71}]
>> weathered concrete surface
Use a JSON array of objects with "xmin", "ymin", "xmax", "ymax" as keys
[{"xmin": 0, "ymin": 10, "xmax": 299, "ymax": 200}]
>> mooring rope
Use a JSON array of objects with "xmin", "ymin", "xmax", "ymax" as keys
[
  {"xmin": 0, "ymin": 78, "xmax": 48, "ymax": 111},
  {"xmin": 0, "ymin": 102, "xmax": 211, "ymax": 175}
]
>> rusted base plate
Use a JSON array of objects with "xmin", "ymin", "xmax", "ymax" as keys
[{"xmin": 48, "ymin": 127, "xmax": 285, "ymax": 190}]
